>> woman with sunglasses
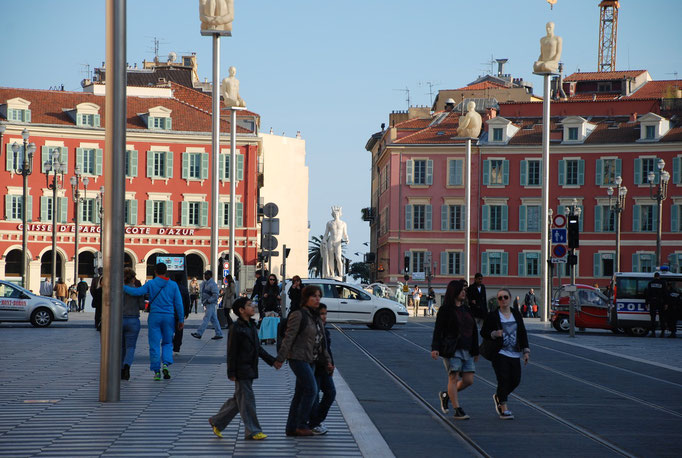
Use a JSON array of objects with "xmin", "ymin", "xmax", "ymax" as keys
[
  {"xmin": 480, "ymin": 288, "xmax": 530, "ymax": 420},
  {"xmin": 260, "ymin": 274, "xmax": 282, "ymax": 318}
]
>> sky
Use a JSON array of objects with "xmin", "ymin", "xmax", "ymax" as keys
[{"xmin": 1, "ymin": 0, "xmax": 680, "ymax": 267}]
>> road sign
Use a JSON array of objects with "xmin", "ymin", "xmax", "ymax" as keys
[
  {"xmin": 551, "ymin": 228, "xmax": 567, "ymax": 244},
  {"xmin": 552, "ymin": 244, "xmax": 567, "ymax": 258},
  {"xmin": 263, "ymin": 202, "xmax": 279, "ymax": 218},
  {"xmin": 262, "ymin": 235, "xmax": 278, "ymax": 251},
  {"xmin": 553, "ymin": 214, "xmax": 567, "ymax": 228},
  {"xmin": 264, "ymin": 250, "xmax": 279, "ymax": 257},
  {"xmin": 412, "ymin": 272, "xmax": 425, "ymax": 281},
  {"xmin": 551, "ymin": 258, "xmax": 567, "ymax": 263},
  {"xmin": 262, "ymin": 218, "xmax": 280, "ymax": 235}
]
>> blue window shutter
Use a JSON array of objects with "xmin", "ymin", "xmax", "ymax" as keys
[
  {"xmin": 454, "ymin": 160, "xmax": 463, "ymax": 185},
  {"xmin": 406, "ymin": 160, "xmax": 413, "ymax": 185},
  {"xmin": 519, "ymin": 205, "xmax": 527, "ymax": 232},
  {"xmin": 501, "ymin": 252, "xmax": 508, "ymax": 276},
  {"xmin": 518, "ymin": 252, "xmax": 525, "ymax": 277},
  {"xmin": 579, "ymin": 205, "xmax": 584, "ymax": 232},
  {"xmin": 632, "ymin": 254, "xmax": 639, "ymax": 272},
  {"xmin": 594, "ymin": 253, "xmax": 601, "ymax": 277},
  {"xmin": 481, "ymin": 252, "xmax": 489, "ymax": 276},
  {"xmin": 482, "ymin": 160, "xmax": 490, "ymax": 185},
  {"xmin": 27, "ymin": 196, "xmax": 33, "ymax": 222},
  {"xmin": 594, "ymin": 206, "xmax": 602, "ymax": 232},
  {"xmin": 632, "ymin": 204, "xmax": 640, "ymax": 232},
  {"xmin": 130, "ymin": 150, "xmax": 138, "ymax": 177},
  {"xmin": 520, "ymin": 160, "xmax": 527, "ymax": 186},
  {"xmin": 165, "ymin": 152, "xmax": 173, "ymax": 178},
  {"xmin": 130, "ymin": 200, "xmax": 138, "ymax": 225},
  {"xmin": 448, "ymin": 160, "xmax": 455, "ymax": 185},
  {"xmin": 405, "ymin": 204, "xmax": 412, "ymax": 230},
  {"xmin": 181, "ymin": 153, "xmax": 189, "ymax": 179},
  {"xmin": 41, "ymin": 196, "xmax": 49, "ymax": 221},
  {"xmin": 673, "ymin": 157, "xmax": 681, "ymax": 184},
  {"xmin": 440, "ymin": 252, "xmax": 447, "ymax": 276},
  {"xmin": 181, "ymin": 201, "xmax": 189, "ymax": 226},
  {"xmin": 146, "ymin": 201, "xmax": 153, "ymax": 224},
  {"xmin": 237, "ymin": 154, "xmax": 244, "ymax": 181},
  {"xmin": 482, "ymin": 205, "xmax": 490, "ymax": 231},
  {"xmin": 459, "ymin": 253, "xmax": 464, "ymax": 275},
  {"xmin": 219, "ymin": 154, "xmax": 226, "ymax": 180},
  {"xmin": 558, "ymin": 160, "xmax": 566, "ymax": 185},
  {"xmin": 201, "ymin": 153, "xmax": 209, "ymax": 180},
  {"xmin": 615, "ymin": 158, "xmax": 622, "ymax": 181},
  {"xmin": 441, "ymin": 205, "xmax": 448, "ymax": 231},
  {"xmin": 502, "ymin": 205, "xmax": 508, "ymax": 231},
  {"xmin": 95, "ymin": 149, "xmax": 103, "ymax": 175},
  {"xmin": 652, "ymin": 204, "xmax": 658, "ymax": 232},
  {"xmin": 425, "ymin": 205, "xmax": 432, "ymax": 230},
  {"xmin": 672, "ymin": 205, "xmax": 680, "ymax": 232},
  {"xmin": 200, "ymin": 202, "xmax": 208, "ymax": 227},
  {"xmin": 237, "ymin": 202, "xmax": 243, "ymax": 227},
  {"xmin": 595, "ymin": 159, "xmax": 603, "ymax": 185},
  {"xmin": 164, "ymin": 201, "xmax": 173, "ymax": 226},
  {"xmin": 578, "ymin": 159, "xmax": 585, "ymax": 185},
  {"xmin": 76, "ymin": 147, "xmax": 83, "ymax": 172},
  {"xmin": 634, "ymin": 158, "xmax": 642, "ymax": 184},
  {"xmin": 218, "ymin": 202, "xmax": 225, "ymax": 227},
  {"xmin": 426, "ymin": 160, "xmax": 433, "ymax": 185},
  {"xmin": 503, "ymin": 160, "xmax": 510, "ymax": 185},
  {"xmin": 147, "ymin": 151, "xmax": 154, "ymax": 177}
]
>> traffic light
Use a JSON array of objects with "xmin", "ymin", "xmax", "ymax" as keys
[
  {"xmin": 404, "ymin": 255, "xmax": 410, "ymax": 273},
  {"xmin": 568, "ymin": 216, "xmax": 580, "ymax": 249}
]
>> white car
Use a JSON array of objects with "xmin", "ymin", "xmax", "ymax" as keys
[
  {"xmin": 285, "ymin": 278, "xmax": 408, "ymax": 330},
  {"xmin": 0, "ymin": 280, "xmax": 69, "ymax": 327}
]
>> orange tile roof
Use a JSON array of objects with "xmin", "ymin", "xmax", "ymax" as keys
[
  {"xmin": 629, "ymin": 80, "xmax": 682, "ymax": 99},
  {"xmin": 564, "ymin": 70, "xmax": 647, "ymax": 82},
  {"xmin": 455, "ymin": 81, "xmax": 508, "ymax": 91},
  {"xmin": 394, "ymin": 111, "xmax": 467, "ymax": 144}
]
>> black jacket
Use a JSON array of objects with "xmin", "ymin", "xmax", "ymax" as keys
[
  {"xmin": 260, "ymin": 283, "xmax": 281, "ymax": 315},
  {"xmin": 467, "ymin": 283, "xmax": 488, "ymax": 319},
  {"xmin": 646, "ymin": 278, "xmax": 667, "ymax": 307},
  {"xmin": 250, "ymin": 277, "xmax": 264, "ymax": 300},
  {"xmin": 480, "ymin": 308, "xmax": 530, "ymax": 354},
  {"xmin": 76, "ymin": 280, "xmax": 89, "ymax": 298},
  {"xmin": 431, "ymin": 303, "xmax": 479, "ymax": 357},
  {"xmin": 288, "ymin": 285, "xmax": 303, "ymax": 312},
  {"xmin": 177, "ymin": 281, "xmax": 191, "ymax": 319},
  {"xmin": 227, "ymin": 317, "xmax": 276, "ymax": 380}
]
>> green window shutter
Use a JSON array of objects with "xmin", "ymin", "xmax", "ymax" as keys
[
  {"xmin": 165, "ymin": 152, "xmax": 173, "ymax": 178},
  {"xmin": 59, "ymin": 147, "xmax": 68, "ymax": 174},
  {"xmin": 454, "ymin": 159, "xmax": 463, "ymax": 185},
  {"xmin": 201, "ymin": 153, "xmax": 209, "ymax": 180},
  {"xmin": 166, "ymin": 117, "xmax": 172, "ymax": 130},
  {"xmin": 146, "ymin": 201, "xmax": 154, "ymax": 225},
  {"xmin": 25, "ymin": 110, "xmax": 31, "ymax": 123},
  {"xmin": 481, "ymin": 252, "xmax": 489, "ymax": 276},
  {"xmin": 41, "ymin": 196, "xmax": 49, "ymax": 221},
  {"xmin": 219, "ymin": 154, "xmax": 226, "ymax": 181},
  {"xmin": 652, "ymin": 204, "xmax": 658, "ymax": 232},
  {"xmin": 130, "ymin": 150, "xmax": 138, "ymax": 177},
  {"xmin": 124, "ymin": 201, "xmax": 130, "ymax": 224},
  {"xmin": 41, "ymin": 146, "xmax": 50, "ymax": 173},
  {"xmin": 164, "ymin": 201, "xmax": 173, "ymax": 226},
  {"xmin": 615, "ymin": 159, "xmax": 622, "ymax": 181},
  {"xmin": 482, "ymin": 160, "xmax": 490, "ymax": 185},
  {"xmin": 595, "ymin": 159, "xmax": 603, "ymax": 185},
  {"xmin": 26, "ymin": 195, "xmax": 33, "ymax": 222},
  {"xmin": 634, "ymin": 158, "xmax": 642, "ymax": 184},
  {"xmin": 632, "ymin": 254, "xmax": 639, "ymax": 272},
  {"xmin": 59, "ymin": 197, "xmax": 68, "ymax": 223},
  {"xmin": 147, "ymin": 151, "xmax": 154, "ymax": 177},
  {"xmin": 519, "ymin": 205, "xmax": 527, "ymax": 232},
  {"xmin": 425, "ymin": 205, "xmax": 432, "ymax": 230},
  {"xmin": 459, "ymin": 253, "xmax": 464, "ymax": 275},
  {"xmin": 181, "ymin": 201, "xmax": 189, "ymax": 227},
  {"xmin": 218, "ymin": 202, "xmax": 226, "ymax": 227},
  {"xmin": 95, "ymin": 199, "xmax": 101, "ymax": 224},
  {"xmin": 94, "ymin": 114, "xmax": 101, "ymax": 127},
  {"xmin": 406, "ymin": 160, "xmax": 413, "ymax": 185},
  {"xmin": 181, "ymin": 153, "xmax": 189, "ymax": 179},
  {"xmin": 502, "ymin": 205, "xmax": 508, "ymax": 231},
  {"xmin": 6, "ymin": 144, "xmax": 13, "ymax": 171},
  {"xmin": 520, "ymin": 160, "xmax": 527, "ymax": 186},
  {"xmin": 405, "ymin": 204, "xmax": 412, "ymax": 230},
  {"xmin": 482, "ymin": 205, "xmax": 490, "ymax": 231},
  {"xmin": 558, "ymin": 160, "xmax": 566, "ymax": 185},
  {"xmin": 632, "ymin": 204, "xmax": 641, "ymax": 232},
  {"xmin": 237, "ymin": 202, "xmax": 243, "ymax": 227},
  {"xmin": 518, "ymin": 252, "xmax": 525, "ymax": 277},
  {"xmin": 95, "ymin": 148, "xmax": 103, "ymax": 175},
  {"xmin": 503, "ymin": 160, "xmax": 510, "ymax": 185},
  {"xmin": 594, "ymin": 253, "xmax": 602, "ymax": 277},
  {"xmin": 673, "ymin": 157, "xmax": 681, "ymax": 185},
  {"xmin": 130, "ymin": 200, "xmax": 138, "ymax": 225},
  {"xmin": 4, "ymin": 195, "xmax": 11, "ymax": 218},
  {"xmin": 440, "ymin": 252, "xmax": 447, "ymax": 276},
  {"xmin": 672, "ymin": 205, "xmax": 680, "ymax": 232},
  {"xmin": 448, "ymin": 160, "xmax": 456, "ymax": 185},
  {"xmin": 578, "ymin": 160, "xmax": 585, "ymax": 185},
  {"xmin": 594, "ymin": 206, "xmax": 602, "ymax": 232},
  {"xmin": 501, "ymin": 252, "xmax": 508, "ymax": 276},
  {"xmin": 200, "ymin": 202, "xmax": 209, "ymax": 227},
  {"xmin": 578, "ymin": 206, "xmax": 584, "ymax": 232},
  {"xmin": 426, "ymin": 160, "xmax": 433, "ymax": 185},
  {"xmin": 76, "ymin": 147, "xmax": 84, "ymax": 172},
  {"xmin": 441, "ymin": 205, "xmax": 448, "ymax": 231},
  {"xmin": 237, "ymin": 154, "xmax": 244, "ymax": 181}
]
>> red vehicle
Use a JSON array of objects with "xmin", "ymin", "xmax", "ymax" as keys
[{"xmin": 550, "ymin": 284, "xmax": 618, "ymax": 333}]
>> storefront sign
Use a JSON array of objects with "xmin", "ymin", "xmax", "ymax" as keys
[{"xmin": 16, "ymin": 223, "xmax": 196, "ymax": 236}]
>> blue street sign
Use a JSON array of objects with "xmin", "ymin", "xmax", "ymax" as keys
[
  {"xmin": 552, "ymin": 244, "xmax": 567, "ymax": 258},
  {"xmin": 551, "ymin": 228, "xmax": 567, "ymax": 244}
]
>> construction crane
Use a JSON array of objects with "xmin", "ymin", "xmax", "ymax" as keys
[{"xmin": 597, "ymin": 0, "xmax": 620, "ymax": 72}]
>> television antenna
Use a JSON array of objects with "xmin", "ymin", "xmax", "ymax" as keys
[
  {"xmin": 146, "ymin": 36, "xmax": 169, "ymax": 60},
  {"xmin": 479, "ymin": 54, "xmax": 495, "ymax": 75},
  {"xmin": 393, "ymin": 87, "xmax": 411, "ymax": 109},
  {"xmin": 419, "ymin": 81, "xmax": 440, "ymax": 106}
]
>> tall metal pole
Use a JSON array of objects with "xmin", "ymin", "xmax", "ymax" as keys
[
  {"xmin": 51, "ymin": 172, "xmax": 58, "ymax": 292},
  {"xmin": 21, "ymin": 139, "xmax": 29, "ymax": 289},
  {"xmin": 100, "ymin": 0, "xmax": 126, "ymax": 402},
  {"xmin": 229, "ymin": 108, "xmax": 236, "ymax": 282},
  {"xmin": 281, "ymin": 244, "xmax": 288, "ymax": 319},
  {"xmin": 464, "ymin": 138, "xmax": 471, "ymax": 282},
  {"xmin": 656, "ymin": 196, "xmax": 663, "ymax": 268},
  {"xmin": 73, "ymin": 192, "xmax": 80, "ymax": 284},
  {"xmin": 539, "ymin": 74, "xmax": 551, "ymax": 322},
  {"xmin": 210, "ymin": 35, "xmax": 220, "ymax": 277}
]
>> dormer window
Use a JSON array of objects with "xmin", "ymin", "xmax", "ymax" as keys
[
  {"xmin": 486, "ymin": 117, "xmax": 519, "ymax": 144},
  {"xmin": 638, "ymin": 113, "xmax": 670, "ymax": 142},
  {"xmin": 143, "ymin": 106, "xmax": 173, "ymax": 131},
  {"xmin": 645, "ymin": 125, "xmax": 656, "ymax": 139},
  {"xmin": 74, "ymin": 102, "xmax": 101, "ymax": 127},
  {"xmin": 492, "ymin": 128, "xmax": 503, "ymax": 142},
  {"xmin": 561, "ymin": 116, "xmax": 596, "ymax": 143},
  {"xmin": 568, "ymin": 127, "xmax": 579, "ymax": 141},
  {"xmin": 2, "ymin": 97, "xmax": 32, "ymax": 123}
]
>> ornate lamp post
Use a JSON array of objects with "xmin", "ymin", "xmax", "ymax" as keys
[
  {"xmin": 607, "ymin": 176, "xmax": 627, "ymax": 274},
  {"xmin": 95, "ymin": 186, "xmax": 104, "ymax": 265},
  {"xmin": 11, "ymin": 129, "xmax": 36, "ymax": 288},
  {"xmin": 44, "ymin": 149, "xmax": 67, "ymax": 293},
  {"xmin": 648, "ymin": 159, "xmax": 670, "ymax": 268},
  {"xmin": 70, "ymin": 170, "xmax": 89, "ymax": 283}
]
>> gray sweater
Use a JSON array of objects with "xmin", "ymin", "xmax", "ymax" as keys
[{"xmin": 123, "ymin": 292, "xmax": 145, "ymax": 317}]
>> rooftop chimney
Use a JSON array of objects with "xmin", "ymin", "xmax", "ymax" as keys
[
  {"xmin": 629, "ymin": 112, "xmax": 637, "ymax": 122},
  {"xmin": 496, "ymin": 58, "xmax": 509, "ymax": 77}
]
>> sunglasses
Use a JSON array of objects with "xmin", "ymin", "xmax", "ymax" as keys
[
  {"xmin": 497, "ymin": 295, "xmax": 510, "ymax": 301},
  {"xmin": 269, "ymin": 278, "xmax": 276, "ymax": 281}
]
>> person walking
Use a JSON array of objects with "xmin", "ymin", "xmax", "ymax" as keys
[
  {"xmin": 91, "ymin": 268, "xmax": 103, "ymax": 331},
  {"xmin": 250, "ymin": 270, "xmax": 264, "ymax": 302},
  {"xmin": 260, "ymin": 274, "xmax": 281, "ymax": 319},
  {"xmin": 480, "ymin": 288, "xmax": 531, "ymax": 420},
  {"xmin": 192, "ymin": 270, "xmax": 224, "ymax": 340},
  {"xmin": 512, "ymin": 296, "xmax": 521, "ymax": 315},
  {"xmin": 646, "ymin": 272, "xmax": 667, "ymax": 337},
  {"xmin": 426, "ymin": 287, "xmax": 436, "ymax": 317},
  {"xmin": 124, "ymin": 262, "xmax": 185, "ymax": 381},
  {"xmin": 466, "ymin": 273, "xmax": 488, "ymax": 328},
  {"xmin": 288, "ymin": 275, "xmax": 304, "ymax": 313},
  {"xmin": 172, "ymin": 274, "xmax": 191, "ymax": 353},
  {"xmin": 431, "ymin": 280, "xmax": 479, "ymax": 420},
  {"xmin": 76, "ymin": 278, "xmax": 89, "ymax": 312},
  {"xmin": 68, "ymin": 284, "xmax": 78, "ymax": 311},
  {"xmin": 274, "ymin": 285, "xmax": 332, "ymax": 436},
  {"xmin": 121, "ymin": 268, "xmax": 146, "ymax": 380},
  {"xmin": 412, "ymin": 285, "xmax": 422, "ymax": 314},
  {"xmin": 524, "ymin": 288, "xmax": 538, "ymax": 318},
  {"xmin": 208, "ymin": 297, "xmax": 278, "ymax": 441},
  {"xmin": 189, "ymin": 277, "xmax": 200, "ymax": 314},
  {"xmin": 55, "ymin": 278, "xmax": 68, "ymax": 303},
  {"xmin": 40, "ymin": 278, "xmax": 53, "ymax": 297},
  {"xmin": 221, "ymin": 274, "xmax": 236, "ymax": 328},
  {"xmin": 309, "ymin": 303, "xmax": 336, "ymax": 435}
]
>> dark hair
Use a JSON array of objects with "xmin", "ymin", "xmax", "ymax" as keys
[
  {"xmin": 319, "ymin": 302, "xmax": 327, "ymax": 311},
  {"xmin": 155, "ymin": 263, "xmax": 167, "ymax": 275},
  {"xmin": 268, "ymin": 274, "xmax": 278, "ymax": 281},
  {"xmin": 232, "ymin": 296, "xmax": 251, "ymax": 316},
  {"xmin": 292, "ymin": 275, "xmax": 302, "ymax": 283},
  {"xmin": 301, "ymin": 285, "xmax": 322, "ymax": 308},
  {"xmin": 226, "ymin": 274, "xmax": 234, "ymax": 284},
  {"xmin": 443, "ymin": 280, "xmax": 466, "ymax": 307},
  {"xmin": 204, "ymin": 269, "xmax": 213, "ymax": 278},
  {"xmin": 474, "ymin": 273, "xmax": 483, "ymax": 279},
  {"xmin": 123, "ymin": 268, "xmax": 136, "ymax": 285}
]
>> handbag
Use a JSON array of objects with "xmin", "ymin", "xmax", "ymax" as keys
[
  {"xmin": 479, "ymin": 338, "xmax": 498, "ymax": 361},
  {"xmin": 440, "ymin": 335, "xmax": 458, "ymax": 358}
]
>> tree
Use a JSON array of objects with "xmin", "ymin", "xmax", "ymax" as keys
[
  {"xmin": 348, "ymin": 262, "xmax": 370, "ymax": 283},
  {"xmin": 308, "ymin": 235, "xmax": 324, "ymax": 277}
]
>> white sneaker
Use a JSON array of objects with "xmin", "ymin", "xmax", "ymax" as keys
[{"xmin": 311, "ymin": 424, "xmax": 328, "ymax": 435}]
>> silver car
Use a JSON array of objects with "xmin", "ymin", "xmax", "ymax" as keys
[{"xmin": 0, "ymin": 280, "xmax": 69, "ymax": 327}]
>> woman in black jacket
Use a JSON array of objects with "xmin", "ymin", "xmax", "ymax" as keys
[
  {"xmin": 287, "ymin": 275, "xmax": 304, "ymax": 313},
  {"xmin": 480, "ymin": 288, "xmax": 530, "ymax": 420},
  {"xmin": 431, "ymin": 280, "xmax": 479, "ymax": 420},
  {"xmin": 260, "ymin": 274, "xmax": 281, "ymax": 317}
]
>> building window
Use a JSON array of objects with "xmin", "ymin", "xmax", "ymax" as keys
[
  {"xmin": 149, "ymin": 116, "xmax": 171, "ymax": 130},
  {"xmin": 568, "ymin": 127, "xmax": 579, "ymax": 141},
  {"xmin": 559, "ymin": 159, "xmax": 584, "ymax": 186},
  {"xmin": 41, "ymin": 196, "xmax": 67, "ymax": 223},
  {"xmin": 219, "ymin": 153, "xmax": 244, "ymax": 181},
  {"xmin": 492, "ymin": 128, "xmax": 503, "ymax": 142},
  {"xmin": 441, "ymin": 251, "xmax": 462, "ymax": 276},
  {"xmin": 482, "ymin": 251, "xmax": 508, "ymax": 276},
  {"xmin": 407, "ymin": 159, "xmax": 432, "ymax": 185},
  {"xmin": 596, "ymin": 158, "xmax": 621, "ymax": 186},
  {"xmin": 413, "ymin": 204, "xmax": 426, "ymax": 230},
  {"xmin": 566, "ymin": 159, "xmax": 579, "ymax": 185},
  {"xmin": 147, "ymin": 151, "xmax": 173, "ymax": 179},
  {"xmin": 77, "ymin": 113, "xmax": 100, "ymax": 127},
  {"xmin": 413, "ymin": 160, "xmax": 427, "ymax": 185},
  {"xmin": 441, "ymin": 204, "xmax": 464, "ymax": 231},
  {"xmin": 669, "ymin": 254, "xmax": 682, "ymax": 273},
  {"xmin": 597, "ymin": 82, "xmax": 612, "ymax": 92},
  {"xmin": 5, "ymin": 143, "xmax": 32, "ymax": 172},
  {"xmin": 124, "ymin": 200, "xmax": 138, "ymax": 225},
  {"xmin": 146, "ymin": 200, "xmax": 172, "ymax": 226},
  {"xmin": 645, "ymin": 125, "xmax": 656, "ymax": 140},
  {"xmin": 182, "ymin": 152, "xmax": 206, "ymax": 180},
  {"xmin": 593, "ymin": 252, "xmax": 615, "ymax": 277},
  {"xmin": 219, "ymin": 202, "xmax": 244, "ymax": 228},
  {"xmin": 188, "ymin": 202, "xmax": 200, "ymax": 226},
  {"xmin": 80, "ymin": 198, "xmax": 98, "ymax": 223},
  {"xmin": 153, "ymin": 152, "xmax": 165, "ymax": 177},
  {"xmin": 527, "ymin": 160, "xmax": 541, "ymax": 186},
  {"xmin": 448, "ymin": 159, "xmax": 463, "ymax": 186},
  {"xmin": 411, "ymin": 251, "xmax": 425, "ymax": 274},
  {"xmin": 672, "ymin": 204, "xmax": 681, "ymax": 233},
  {"xmin": 519, "ymin": 205, "xmax": 540, "ymax": 232},
  {"xmin": 632, "ymin": 253, "xmax": 655, "ymax": 273},
  {"xmin": 595, "ymin": 205, "xmax": 616, "ymax": 232},
  {"xmin": 490, "ymin": 160, "xmax": 504, "ymax": 185},
  {"xmin": 483, "ymin": 159, "xmax": 509, "ymax": 186},
  {"xmin": 8, "ymin": 108, "xmax": 30, "ymax": 122},
  {"xmin": 382, "ymin": 165, "xmax": 390, "ymax": 192},
  {"xmin": 633, "ymin": 204, "xmax": 656, "ymax": 232},
  {"xmin": 637, "ymin": 157, "xmax": 657, "ymax": 184},
  {"xmin": 6, "ymin": 195, "xmax": 23, "ymax": 220},
  {"xmin": 152, "ymin": 201, "xmax": 165, "ymax": 225},
  {"xmin": 405, "ymin": 204, "xmax": 432, "ymax": 231},
  {"xmin": 518, "ymin": 252, "xmax": 540, "ymax": 277},
  {"xmin": 482, "ymin": 204, "xmax": 508, "ymax": 231}
]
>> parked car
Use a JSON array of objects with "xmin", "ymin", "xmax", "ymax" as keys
[
  {"xmin": 550, "ymin": 284, "xmax": 616, "ymax": 333},
  {"xmin": 285, "ymin": 278, "xmax": 408, "ymax": 330},
  {"xmin": 0, "ymin": 280, "xmax": 69, "ymax": 327}
]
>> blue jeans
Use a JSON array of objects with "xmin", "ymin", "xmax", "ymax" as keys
[
  {"xmin": 286, "ymin": 360, "xmax": 318, "ymax": 432},
  {"xmin": 310, "ymin": 371, "xmax": 336, "ymax": 428},
  {"xmin": 196, "ymin": 303, "xmax": 223, "ymax": 337},
  {"xmin": 121, "ymin": 316, "xmax": 141, "ymax": 367},
  {"xmin": 147, "ymin": 313, "xmax": 175, "ymax": 372}
]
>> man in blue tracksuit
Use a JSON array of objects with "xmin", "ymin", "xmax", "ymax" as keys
[{"xmin": 124, "ymin": 262, "xmax": 184, "ymax": 381}]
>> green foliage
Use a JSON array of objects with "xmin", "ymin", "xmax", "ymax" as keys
[
  {"xmin": 308, "ymin": 235, "xmax": 324, "ymax": 277},
  {"xmin": 348, "ymin": 262, "xmax": 370, "ymax": 283}
]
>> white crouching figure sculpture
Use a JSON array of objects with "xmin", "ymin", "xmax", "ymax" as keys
[{"xmin": 533, "ymin": 21, "xmax": 562, "ymax": 74}]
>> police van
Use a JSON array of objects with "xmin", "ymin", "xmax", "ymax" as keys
[{"xmin": 609, "ymin": 271, "xmax": 682, "ymax": 336}]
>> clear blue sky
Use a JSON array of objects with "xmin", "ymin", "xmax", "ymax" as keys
[{"xmin": 1, "ymin": 0, "xmax": 680, "ymax": 268}]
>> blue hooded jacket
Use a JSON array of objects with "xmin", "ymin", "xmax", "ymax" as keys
[{"xmin": 124, "ymin": 276, "xmax": 184, "ymax": 323}]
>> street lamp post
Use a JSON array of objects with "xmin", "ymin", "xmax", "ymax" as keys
[
  {"xmin": 95, "ymin": 186, "xmax": 104, "ymax": 265},
  {"xmin": 70, "ymin": 170, "xmax": 89, "ymax": 283},
  {"xmin": 648, "ymin": 159, "xmax": 670, "ymax": 268},
  {"xmin": 607, "ymin": 176, "xmax": 628, "ymax": 274},
  {"xmin": 44, "ymin": 149, "xmax": 66, "ymax": 293},
  {"xmin": 11, "ymin": 129, "xmax": 36, "ymax": 288}
]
